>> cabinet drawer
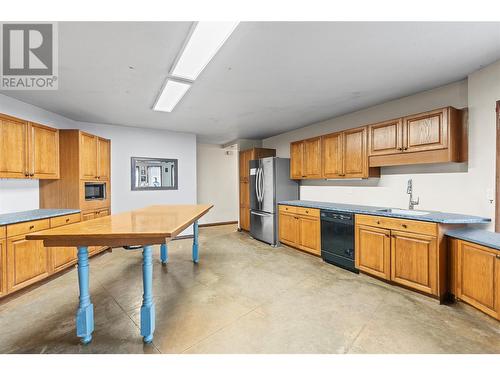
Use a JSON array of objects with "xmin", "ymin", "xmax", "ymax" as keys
[
  {"xmin": 0, "ymin": 226, "xmax": 5, "ymax": 239},
  {"xmin": 296, "ymin": 207, "xmax": 320, "ymax": 218},
  {"xmin": 50, "ymin": 213, "xmax": 81, "ymax": 228},
  {"xmin": 355, "ymin": 214, "xmax": 437, "ymax": 236},
  {"xmin": 6, "ymin": 219, "xmax": 50, "ymax": 238},
  {"xmin": 279, "ymin": 205, "xmax": 298, "ymax": 214}
]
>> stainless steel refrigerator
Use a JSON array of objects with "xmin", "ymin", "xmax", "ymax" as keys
[{"xmin": 249, "ymin": 157, "xmax": 299, "ymax": 246}]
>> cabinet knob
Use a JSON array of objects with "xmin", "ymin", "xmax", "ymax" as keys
[
  {"xmin": 66, "ymin": 218, "xmax": 70, "ymax": 222},
  {"xmin": 24, "ymin": 172, "xmax": 29, "ymax": 177},
  {"xmin": 401, "ymin": 224, "xmax": 408, "ymax": 228},
  {"xmin": 403, "ymin": 147, "xmax": 408, "ymax": 151},
  {"xmin": 376, "ymin": 221, "xmax": 381, "ymax": 224},
  {"xmin": 496, "ymin": 254, "xmax": 500, "ymax": 259},
  {"xmin": 305, "ymin": 210, "xmax": 309, "ymax": 213},
  {"xmin": 398, "ymin": 147, "xmax": 403, "ymax": 151},
  {"xmin": 29, "ymin": 225, "xmax": 35, "ymax": 230}
]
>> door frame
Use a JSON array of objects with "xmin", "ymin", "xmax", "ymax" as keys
[{"xmin": 497, "ymin": 100, "xmax": 500, "ymax": 232}]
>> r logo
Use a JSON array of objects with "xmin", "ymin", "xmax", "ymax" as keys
[{"xmin": 2, "ymin": 23, "xmax": 53, "ymax": 76}]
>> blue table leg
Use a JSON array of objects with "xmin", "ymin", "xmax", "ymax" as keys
[
  {"xmin": 141, "ymin": 245, "xmax": 155, "ymax": 343},
  {"xmin": 76, "ymin": 246, "xmax": 94, "ymax": 345},
  {"xmin": 160, "ymin": 243, "xmax": 168, "ymax": 264},
  {"xmin": 192, "ymin": 220, "xmax": 199, "ymax": 263}
]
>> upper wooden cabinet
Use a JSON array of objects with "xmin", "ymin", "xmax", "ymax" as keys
[
  {"xmin": 80, "ymin": 133, "xmax": 110, "ymax": 180},
  {"xmin": 80, "ymin": 132, "xmax": 98, "ymax": 180},
  {"xmin": 321, "ymin": 127, "xmax": 379, "ymax": 179},
  {"xmin": 28, "ymin": 122, "xmax": 60, "ymax": 179},
  {"xmin": 343, "ymin": 127, "xmax": 368, "ymax": 178},
  {"xmin": 322, "ymin": 132, "xmax": 343, "ymax": 178},
  {"xmin": 368, "ymin": 107, "xmax": 465, "ymax": 167},
  {"xmin": 367, "ymin": 118, "xmax": 403, "ymax": 156},
  {"xmin": 289, "ymin": 106, "xmax": 467, "ymax": 179},
  {"xmin": 303, "ymin": 137, "xmax": 322, "ymax": 179},
  {"xmin": 290, "ymin": 141, "xmax": 304, "ymax": 179},
  {"xmin": 97, "ymin": 137, "xmax": 111, "ymax": 181},
  {"xmin": 290, "ymin": 137, "xmax": 321, "ymax": 179},
  {"xmin": 0, "ymin": 114, "xmax": 59, "ymax": 179}
]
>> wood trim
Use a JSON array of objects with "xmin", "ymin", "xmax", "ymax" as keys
[
  {"xmin": 496, "ymin": 100, "xmax": 500, "ymax": 232},
  {"xmin": 199, "ymin": 221, "xmax": 238, "ymax": 228}
]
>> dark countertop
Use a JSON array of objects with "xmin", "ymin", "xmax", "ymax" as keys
[
  {"xmin": 278, "ymin": 200, "xmax": 491, "ymax": 224},
  {"xmin": 445, "ymin": 228, "xmax": 500, "ymax": 251},
  {"xmin": 0, "ymin": 209, "xmax": 81, "ymax": 226}
]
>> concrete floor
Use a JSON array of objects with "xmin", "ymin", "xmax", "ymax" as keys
[{"xmin": 0, "ymin": 224, "xmax": 499, "ymax": 354}]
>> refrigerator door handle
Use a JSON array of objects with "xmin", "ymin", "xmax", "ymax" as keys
[
  {"xmin": 258, "ymin": 168, "xmax": 263, "ymax": 202},
  {"xmin": 256, "ymin": 167, "xmax": 261, "ymax": 203},
  {"xmin": 251, "ymin": 211, "xmax": 269, "ymax": 217},
  {"xmin": 259, "ymin": 167, "xmax": 264, "ymax": 203}
]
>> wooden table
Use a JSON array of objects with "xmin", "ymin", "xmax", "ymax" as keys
[{"xmin": 27, "ymin": 204, "xmax": 213, "ymax": 344}]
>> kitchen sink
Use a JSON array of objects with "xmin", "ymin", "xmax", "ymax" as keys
[{"xmin": 376, "ymin": 208, "xmax": 430, "ymax": 216}]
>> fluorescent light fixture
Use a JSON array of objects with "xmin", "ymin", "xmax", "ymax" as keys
[
  {"xmin": 153, "ymin": 79, "xmax": 191, "ymax": 112},
  {"xmin": 171, "ymin": 21, "xmax": 239, "ymax": 81}
]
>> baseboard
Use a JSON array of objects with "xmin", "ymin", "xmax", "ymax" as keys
[{"xmin": 199, "ymin": 221, "xmax": 238, "ymax": 228}]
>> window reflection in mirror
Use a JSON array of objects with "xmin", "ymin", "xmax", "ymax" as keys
[{"xmin": 131, "ymin": 157, "xmax": 178, "ymax": 190}]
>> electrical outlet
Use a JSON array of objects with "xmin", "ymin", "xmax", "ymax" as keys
[{"xmin": 486, "ymin": 188, "xmax": 495, "ymax": 204}]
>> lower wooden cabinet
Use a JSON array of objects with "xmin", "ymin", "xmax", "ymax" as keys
[
  {"xmin": 52, "ymin": 246, "xmax": 77, "ymax": 273},
  {"xmin": 0, "ymin": 212, "xmax": 109, "ymax": 299},
  {"xmin": 455, "ymin": 240, "xmax": 500, "ymax": 320},
  {"xmin": 0, "ymin": 238, "xmax": 6, "ymax": 297},
  {"xmin": 355, "ymin": 214, "xmax": 441, "ymax": 298},
  {"xmin": 6, "ymin": 235, "xmax": 49, "ymax": 293},
  {"xmin": 81, "ymin": 207, "xmax": 111, "ymax": 256},
  {"xmin": 355, "ymin": 224, "xmax": 391, "ymax": 280},
  {"xmin": 391, "ymin": 230, "xmax": 437, "ymax": 295},
  {"xmin": 278, "ymin": 206, "xmax": 320, "ymax": 256}
]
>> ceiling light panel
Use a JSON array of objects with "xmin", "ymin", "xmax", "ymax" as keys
[
  {"xmin": 153, "ymin": 80, "xmax": 191, "ymax": 112},
  {"xmin": 171, "ymin": 22, "xmax": 239, "ymax": 81}
]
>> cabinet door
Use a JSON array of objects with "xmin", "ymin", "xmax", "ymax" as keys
[
  {"xmin": 290, "ymin": 141, "xmax": 303, "ymax": 179},
  {"xmin": 239, "ymin": 181, "xmax": 250, "ymax": 231},
  {"xmin": 403, "ymin": 108, "xmax": 448, "ymax": 153},
  {"xmin": 0, "ymin": 239, "xmax": 6, "ymax": 297},
  {"xmin": 302, "ymin": 137, "xmax": 322, "ymax": 179},
  {"xmin": 28, "ymin": 123, "xmax": 60, "ymax": 179},
  {"xmin": 97, "ymin": 137, "xmax": 110, "ymax": 181},
  {"xmin": 355, "ymin": 225, "xmax": 391, "ymax": 280},
  {"xmin": 298, "ymin": 216, "xmax": 320, "ymax": 255},
  {"xmin": 322, "ymin": 132, "xmax": 343, "ymax": 178},
  {"xmin": 52, "ymin": 246, "xmax": 77, "ymax": 273},
  {"xmin": 390, "ymin": 230, "xmax": 437, "ymax": 295},
  {"xmin": 343, "ymin": 127, "xmax": 366, "ymax": 178},
  {"xmin": 0, "ymin": 117, "xmax": 28, "ymax": 178},
  {"xmin": 239, "ymin": 151, "xmax": 247, "ymax": 182},
  {"xmin": 457, "ymin": 241, "xmax": 499, "ymax": 318},
  {"xmin": 7, "ymin": 235, "xmax": 49, "ymax": 292},
  {"xmin": 80, "ymin": 132, "xmax": 98, "ymax": 180},
  {"xmin": 368, "ymin": 118, "xmax": 403, "ymax": 156},
  {"xmin": 278, "ymin": 212, "xmax": 298, "ymax": 246}
]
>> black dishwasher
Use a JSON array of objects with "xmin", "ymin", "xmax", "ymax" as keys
[{"xmin": 320, "ymin": 210, "xmax": 358, "ymax": 273}]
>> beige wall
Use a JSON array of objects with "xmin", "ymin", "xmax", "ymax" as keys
[
  {"xmin": 196, "ymin": 143, "xmax": 239, "ymax": 225},
  {"xmin": 263, "ymin": 65, "xmax": 499, "ymax": 230}
]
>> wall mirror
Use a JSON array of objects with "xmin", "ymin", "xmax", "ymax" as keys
[{"xmin": 131, "ymin": 157, "xmax": 178, "ymax": 191}]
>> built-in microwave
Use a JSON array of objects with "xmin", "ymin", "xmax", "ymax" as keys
[{"xmin": 84, "ymin": 182, "xmax": 106, "ymax": 200}]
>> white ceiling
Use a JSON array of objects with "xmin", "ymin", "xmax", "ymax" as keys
[{"xmin": 2, "ymin": 22, "xmax": 500, "ymax": 144}]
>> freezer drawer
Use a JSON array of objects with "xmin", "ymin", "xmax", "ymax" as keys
[{"xmin": 250, "ymin": 210, "xmax": 276, "ymax": 245}]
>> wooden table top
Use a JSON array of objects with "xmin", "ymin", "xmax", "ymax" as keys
[{"xmin": 26, "ymin": 204, "xmax": 213, "ymax": 247}]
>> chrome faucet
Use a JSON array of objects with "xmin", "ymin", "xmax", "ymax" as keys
[{"xmin": 407, "ymin": 179, "xmax": 419, "ymax": 210}]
